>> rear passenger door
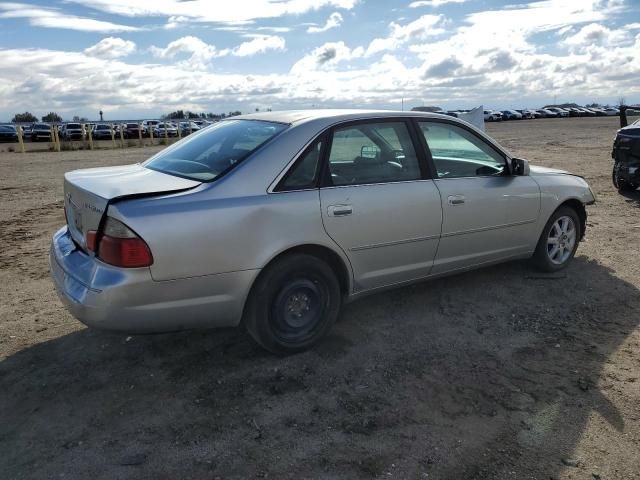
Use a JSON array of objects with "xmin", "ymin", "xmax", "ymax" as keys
[{"xmin": 319, "ymin": 120, "xmax": 442, "ymax": 292}]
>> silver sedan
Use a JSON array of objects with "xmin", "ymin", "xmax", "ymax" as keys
[{"xmin": 50, "ymin": 110, "xmax": 595, "ymax": 354}]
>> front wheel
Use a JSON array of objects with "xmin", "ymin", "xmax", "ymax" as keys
[
  {"xmin": 532, "ymin": 207, "xmax": 581, "ymax": 272},
  {"xmin": 243, "ymin": 254, "xmax": 342, "ymax": 355},
  {"xmin": 612, "ymin": 162, "xmax": 638, "ymax": 192}
]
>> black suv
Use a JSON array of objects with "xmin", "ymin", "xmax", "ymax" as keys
[{"xmin": 612, "ymin": 106, "xmax": 640, "ymax": 192}]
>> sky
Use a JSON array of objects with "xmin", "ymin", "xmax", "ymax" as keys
[{"xmin": 0, "ymin": 0, "xmax": 639, "ymax": 121}]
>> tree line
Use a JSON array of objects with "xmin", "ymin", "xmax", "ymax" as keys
[{"xmin": 9, "ymin": 109, "xmax": 264, "ymax": 123}]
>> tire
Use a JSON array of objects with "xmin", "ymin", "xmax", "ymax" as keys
[
  {"xmin": 612, "ymin": 163, "xmax": 638, "ymax": 192},
  {"xmin": 243, "ymin": 253, "xmax": 342, "ymax": 355},
  {"xmin": 532, "ymin": 206, "xmax": 581, "ymax": 272}
]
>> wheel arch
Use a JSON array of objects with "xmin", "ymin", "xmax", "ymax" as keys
[
  {"xmin": 557, "ymin": 198, "xmax": 587, "ymax": 240},
  {"xmin": 258, "ymin": 243, "xmax": 353, "ymax": 296}
]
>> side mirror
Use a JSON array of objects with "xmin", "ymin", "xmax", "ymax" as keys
[{"xmin": 511, "ymin": 157, "xmax": 530, "ymax": 176}]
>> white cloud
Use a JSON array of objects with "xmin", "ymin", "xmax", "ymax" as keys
[
  {"xmin": 149, "ymin": 35, "xmax": 286, "ymax": 68},
  {"xmin": 84, "ymin": 37, "xmax": 136, "ymax": 59},
  {"xmin": 409, "ymin": 0, "xmax": 467, "ymax": 7},
  {"xmin": 233, "ymin": 35, "xmax": 286, "ymax": 56},
  {"xmin": 149, "ymin": 36, "xmax": 220, "ymax": 69},
  {"xmin": 290, "ymin": 41, "xmax": 364, "ymax": 74},
  {"xmin": 366, "ymin": 14, "xmax": 446, "ymax": 56},
  {"xmin": 163, "ymin": 15, "xmax": 190, "ymax": 30},
  {"xmin": 66, "ymin": 0, "xmax": 358, "ymax": 24},
  {"xmin": 0, "ymin": 0, "xmax": 638, "ymax": 118},
  {"xmin": 0, "ymin": 2, "xmax": 140, "ymax": 32},
  {"xmin": 307, "ymin": 12, "xmax": 343, "ymax": 33},
  {"xmin": 561, "ymin": 23, "xmax": 629, "ymax": 49}
]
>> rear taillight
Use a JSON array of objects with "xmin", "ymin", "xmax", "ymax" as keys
[{"xmin": 96, "ymin": 217, "xmax": 153, "ymax": 268}]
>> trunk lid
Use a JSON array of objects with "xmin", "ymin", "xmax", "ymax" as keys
[{"xmin": 64, "ymin": 163, "xmax": 201, "ymax": 250}]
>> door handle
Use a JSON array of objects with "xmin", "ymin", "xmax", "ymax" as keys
[
  {"xmin": 447, "ymin": 195, "xmax": 465, "ymax": 205},
  {"xmin": 328, "ymin": 204, "xmax": 353, "ymax": 216}
]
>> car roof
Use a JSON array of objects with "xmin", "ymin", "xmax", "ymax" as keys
[{"xmin": 234, "ymin": 109, "xmax": 455, "ymax": 127}]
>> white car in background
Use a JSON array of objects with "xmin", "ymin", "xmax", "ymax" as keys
[
  {"xmin": 545, "ymin": 107, "xmax": 569, "ymax": 118},
  {"xmin": 484, "ymin": 110, "xmax": 503, "ymax": 121}
]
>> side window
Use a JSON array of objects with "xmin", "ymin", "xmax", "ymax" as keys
[
  {"xmin": 327, "ymin": 122, "xmax": 421, "ymax": 186},
  {"xmin": 418, "ymin": 122, "xmax": 506, "ymax": 178},
  {"xmin": 276, "ymin": 138, "xmax": 323, "ymax": 191}
]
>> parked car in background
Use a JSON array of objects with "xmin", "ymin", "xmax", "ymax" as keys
[
  {"xmin": 536, "ymin": 109, "xmax": 558, "ymax": 118},
  {"xmin": 123, "ymin": 123, "xmax": 142, "ymax": 139},
  {"xmin": 62, "ymin": 123, "xmax": 85, "ymax": 141},
  {"xmin": 563, "ymin": 107, "xmax": 582, "ymax": 117},
  {"xmin": 0, "ymin": 124, "xmax": 19, "ymax": 142},
  {"xmin": 612, "ymin": 117, "xmax": 640, "ymax": 192},
  {"xmin": 545, "ymin": 107, "xmax": 569, "ymax": 118},
  {"xmin": 92, "ymin": 124, "xmax": 114, "ymax": 140},
  {"xmin": 516, "ymin": 109, "xmax": 537, "ymax": 119},
  {"xmin": 587, "ymin": 107, "xmax": 607, "ymax": 116},
  {"xmin": 142, "ymin": 120, "xmax": 160, "ymax": 137},
  {"xmin": 153, "ymin": 122, "xmax": 178, "ymax": 137},
  {"xmin": 20, "ymin": 124, "xmax": 32, "ymax": 137},
  {"xmin": 484, "ymin": 110, "xmax": 503, "ymax": 121},
  {"xmin": 501, "ymin": 110, "xmax": 523, "ymax": 120},
  {"xmin": 50, "ymin": 109, "xmax": 595, "ymax": 354},
  {"xmin": 31, "ymin": 123, "xmax": 53, "ymax": 141},
  {"xmin": 603, "ymin": 107, "xmax": 620, "ymax": 116},
  {"xmin": 178, "ymin": 121, "xmax": 201, "ymax": 136},
  {"xmin": 575, "ymin": 107, "xmax": 596, "ymax": 117}
]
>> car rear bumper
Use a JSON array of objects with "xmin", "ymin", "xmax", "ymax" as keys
[{"xmin": 49, "ymin": 226, "xmax": 257, "ymax": 333}]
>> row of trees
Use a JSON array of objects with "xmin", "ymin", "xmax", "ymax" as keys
[
  {"xmin": 11, "ymin": 107, "xmax": 275, "ymax": 124},
  {"xmin": 162, "ymin": 109, "xmax": 248, "ymax": 120},
  {"xmin": 12, "ymin": 112, "xmax": 63, "ymax": 123}
]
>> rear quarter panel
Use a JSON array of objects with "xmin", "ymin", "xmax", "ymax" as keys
[{"xmin": 108, "ymin": 188, "xmax": 351, "ymax": 283}]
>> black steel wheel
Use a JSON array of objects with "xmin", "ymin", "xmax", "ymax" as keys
[{"xmin": 243, "ymin": 253, "xmax": 341, "ymax": 355}]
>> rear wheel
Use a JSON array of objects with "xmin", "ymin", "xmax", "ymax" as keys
[
  {"xmin": 243, "ymin": 254, "xmax": 341, "ymax": 355},
  {"xmin": 532, "ymin": 206, "xmax": 581, "ymax": 272}
]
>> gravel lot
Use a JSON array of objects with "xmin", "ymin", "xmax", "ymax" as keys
[{"xmin": 1, "ymin": 117, "xmax": 639, "ymax": 479}]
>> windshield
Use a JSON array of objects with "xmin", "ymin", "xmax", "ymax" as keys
[
  {"xmin": 144, "ymin": 119, "xmax": 287, "ymax": 182},
  {"xmin": 34, "ymin": 124, "xmax": 49, "ymax": 129},
  {"xmin": 67, "ymin": 124, "xmax": 82, "ymax": 129}
]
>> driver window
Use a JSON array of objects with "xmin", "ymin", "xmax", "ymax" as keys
[
  {"xmin": 327, "ymin": 122, "xmax": 420, "ymax": 186},
  {"xmin": 418, "ymin": 122, "xmax": 506, "ymax": 178}
]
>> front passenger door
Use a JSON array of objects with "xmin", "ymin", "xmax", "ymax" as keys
[{"xmin": 417, "ymin": 121, "xmax": 540, "ymax": 274}]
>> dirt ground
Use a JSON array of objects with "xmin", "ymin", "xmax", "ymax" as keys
[{"xmin": 1, "ymin": 117, "xmax": 639, "ymax": 479}]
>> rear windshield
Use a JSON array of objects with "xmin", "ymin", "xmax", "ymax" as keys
[
  {"xmin": 67, "ymin": 123, "xmax": 82, "ymax": 129},
  {"xmin": 144, "ymin": 119, "xmax": 287, "ymax": 182}
]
